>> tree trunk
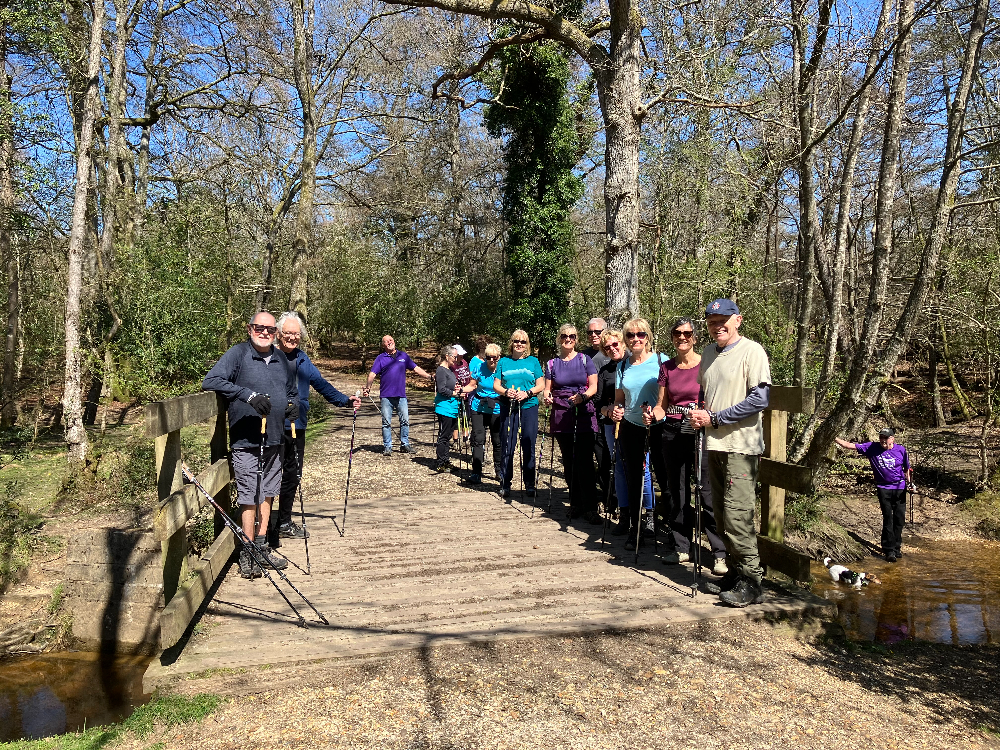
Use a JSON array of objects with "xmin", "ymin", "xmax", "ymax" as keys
[
  {"xmin": 0, "ymin": 33, "xmax": 17, "ymax": 428},
  {"xmin": 807, "ymin": 0, "xmax": 988, "ymax": 469},
  {"xmin": 63, "ymin": 0, "xmax": 105, "ymax": 462},
  {"xmin": 288, "ymin": 0, "xmax": 317, "ymax": 320},
  {"xmin": 599, "ymin": 0, "xmax": 642, "ymax": 326},
  {"xmin": 928, "ymin": 343, "xmax": 946, "ymax": 427}
]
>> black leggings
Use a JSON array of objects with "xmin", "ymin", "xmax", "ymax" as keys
[
  {"xmin": 659, "ymin": 421, "xmax": 725, "ymax": 557},
  {"xmin": 436, "ymin": 414, "xmax": 456, "ymax": 462},
  {"xmin": 554, "ymin": 431, "xmax": 597, "ymax": 512}
]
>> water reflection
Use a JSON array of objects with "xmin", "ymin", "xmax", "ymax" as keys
[
  {"xmin": 0, "ymin": 652, "xmax": 151, "ymax": 741},
  {"xmin": 811, "ymin": 538, "xmax": 1000, "ymax": 645}
]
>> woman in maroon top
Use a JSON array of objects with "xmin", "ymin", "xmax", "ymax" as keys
[{"xmin": 649, "ymin": 318, "xmax": 727, "ymax": 574}]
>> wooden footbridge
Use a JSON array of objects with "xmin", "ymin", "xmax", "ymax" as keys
[{"xmin": 142, "ymin": 375, "xmax": 830, "ymax": 691}]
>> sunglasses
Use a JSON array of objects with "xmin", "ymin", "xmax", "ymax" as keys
[
  {"xmin": 560, "ymin": 333, "xmax": 577, "ymax": 341},
  {"xmin": 587, "ymin": 328, "xmax": 605, "ymax": 335},
  {"xmin": 605, "ymin": 341, "xmax": 622, "ymax": 349},
  {"xmin": 512, "ymin": 339, "xmax": 528, "ymax": 345},
  {"xmin": 485, "ymin": 355, "xmax": 499, "ymax": 360},
  {"xmin": 251, "ymin": 324, "xmax": 277, "ymax": 335},
  {"xmin": 625, "ymin": 331, "xmax": 647, "ymax": 340},
  {"xmin": 672, "ymin": 330, "xmax": 694, "ymax": 338}
]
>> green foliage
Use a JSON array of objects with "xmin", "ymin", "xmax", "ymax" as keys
[
  {"xmin": 56, "ymin": 431, "xmax": 156, "ymax": 519},
  {"xmin": 483, "ymin": 40, "xmax": 587, "ymax": 344},
  {"xmin": 0, "ymin": 482, "xmax": 45, "ymax": 592},
  {"xmin": 0, "ymin": 693, "xmax": 222, "ymax": 749},
  {"xmin": 784, "ymin": 491, "xmax": 824, "ymax": 533}
]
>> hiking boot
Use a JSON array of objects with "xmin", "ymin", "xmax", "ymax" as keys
[
  {"xmin": 255, "ymin": 540, "xmax": 288, "ymax": 570},
  {"xmin": 661, "ymin": 551, "xmax": 681, "ymax": 564},
  {"xmin": 238, "ymin": 548, "xmax": 262, "ymax": 579},
  {"xmin": 382, "ymin": 448, "xmax": 393, "ymax": 457},
  {"xmin": 887, "ymin": 553, "xmax": 897, "ymax": 563},
  {"xmin": 400, "ymin": 444, "xmax": 415, "ymax": 454},
  {"xmin": 704, "ymin": 569, "xmax": 740, "ymax": 595},
  {"xmin": 434, "ymin": 459, "xmax": 452, "ymax": 473},
  {"xmin": 583, "ymin": 510, "xmax": 603, "ymax": 525},
  {"xmin": 611, "ymin": 517, "xmax": 630, "ymax": 536},
  {"xmin": 469, "ymin": 473, "xmax": 482, "ymax": 484},
  {"xmin": 719, "ymin": 576, "xmax": 764, "ymax": 608},
  {"xmin": 525, "ymin": 489, "xmax": 537, "ymax": 498},
  {"xmin": 278, "ymin": 521, "xmax": 309, "ymax": 539},
  {"xmin": 712, "ymin": 558, "xmax": 729, "ymax": 576}
]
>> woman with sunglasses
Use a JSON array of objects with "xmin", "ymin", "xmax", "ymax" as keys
[
  {"xmin": 596, "ymin": 329, "xmax": 652, "ymax": 534},
  {"xmin": 493, "ymin": 330, "xmax": 545, "ymax": 499},
  {"xmin": 542, "ymin": 324, "xmax": 600, "ymax": 523},
  {"xmin": 610, "ymin": 318, "xmax": 676, "ymax": 556},
  {"xmin": 648, "ymin": 318, "xmax": 727, "ymax": 573},
  {"xmin": 468, "ymin": 342, "xmax": 505, "ymax": 484}
]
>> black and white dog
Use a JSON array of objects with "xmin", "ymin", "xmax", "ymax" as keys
[{"xmin": 823, "ymin": 557, "xmax": 881, "ymax": 588}]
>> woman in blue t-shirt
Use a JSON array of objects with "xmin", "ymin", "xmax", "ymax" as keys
[
  {"xmin": 492, "ymin": 329, "xmax": 545, "ymax": 499},
  {"xmin": 610, "ymin": 318, "xmax": 676, "ymax": 557},
  {"xmin": 468, "ymin": 342, "xmax": 505, "ymax": 484}
]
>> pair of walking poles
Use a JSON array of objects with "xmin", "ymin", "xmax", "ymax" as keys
[{"xmin": 180, "ymin": 417, "xmax": 327, "ymax": 626}]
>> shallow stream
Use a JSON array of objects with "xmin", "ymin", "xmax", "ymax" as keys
[
  {"xmin": 810, "ymin": 538, "xmax": 1000, "ymax": 645},
  {"xmin": 0, "ymin": 652, "xmax": 151, "ymax": 741}
]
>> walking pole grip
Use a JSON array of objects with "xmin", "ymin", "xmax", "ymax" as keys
[
  {"xmin": 262, "ymin": 416, "xmax": 267, "ymax": 434},
  {"xmin": 291, "ymin": 423, "xmax": 296, "ymax": 439}
]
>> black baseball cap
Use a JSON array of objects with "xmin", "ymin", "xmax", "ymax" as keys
[{"xmin": 705, "ymin": 298, "xmax": 740, "ymax": 317}]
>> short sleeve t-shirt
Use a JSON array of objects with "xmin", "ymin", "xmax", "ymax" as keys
[
  {"xmin": 616, "ymin": 353, "xmax": 665, "ymax": 426},
  {"xmin": 469, "ymin": 356, "xmax": 501, "ymax": 414},
  {"xmin": 658, "ymin": 360, "xmax": 701, "ymax": 420},
  {"xmin": 371, "ymin": 350, "xmax": 416, "ymax": 399},
  {"xmin": 451, "ymin": 357, "xmax": 472, "ymax": 386},
  {"xmin": 699, "ymin": 337, "xmax": 772, "ymax": 455},
  {"xmin": 549, "ymin": 354, "xmax": 597, "ymax": 433},
  {"xmin": 497, "ymin": 356, "xmax": 543, "ymax": 409},
  {"xmin": 856, "ymin": 442, "xmax": 909, "ymax": 489}
]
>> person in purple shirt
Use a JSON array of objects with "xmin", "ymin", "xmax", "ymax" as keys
[
  {"xmin": 363, "ymin": 334, "xmax": 432, "ymax": 456},
  {"xmin": 542, "ymin": 323, "xmax": 600, "ymax": 524},
  {"xmin": 835, "ymin": 428, "xmax": 913, "ymax": 562}
]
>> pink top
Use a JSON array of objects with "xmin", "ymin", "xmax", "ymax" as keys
[{"xmin": 657, "ymin": 359, "xmax": 701, "ymax": 419}]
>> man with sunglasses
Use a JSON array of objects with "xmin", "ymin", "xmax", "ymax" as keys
[
  {"xmin": 581, "ymin": 318, "xmax": 610, "ymax": 369},
  {"xmin": 688, "ymin": 299, "xmax": 772, "ymax": 607},
  {"xmin": 203, "ymin": 311, "xmax": 300, "ymax": 579}
]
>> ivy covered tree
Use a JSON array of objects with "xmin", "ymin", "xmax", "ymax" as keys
[{"xmin": 483, "ymin": 38, "xmax": 587, "ymax": 347}]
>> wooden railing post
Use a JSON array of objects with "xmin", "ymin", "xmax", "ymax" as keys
[
  {"xmin": 209, "ymin": 396, "xmax": 230, "ymax": 538},
  {"xmin": 760, "ymin": 409, "xmax": 788, "ymax": 543},
  {"xmin": 155, "ymin": 429, "xmax": 185, "ymax": 604}
]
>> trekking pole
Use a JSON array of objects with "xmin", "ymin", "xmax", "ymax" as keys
[
  {"xmin": 909, "ymin": 483, "xmax": 915, "ymax": 525},
  {"xmin": 532, "ymin": 404, "xmax": 551, "ymax": 518},
  {"xmin": 546, "ymin": 409, "xmax": 556, "ymax": 512},
  {"xmin": 634, "ymin": 402, "xmax": 651, "ymax": 565},
  {"xmin": 569, "ymin": 401, "xmax": 579, "ymax": 517},
  {"xmin": 180, "ymin": 464, "xmax": 329, "ymax": 626},
  {"xmin": 290, "ymin": 423, "xmax": 311, "ymax": 575},
  {"xmin": 691, "ymin": 425, "xmax": 705, "ymax": 597},
  {"xmin": 601, "ymin": 421, "xmax": 621, "ymax": 548},
  {"xmin": 341, "ymin": 390, "xmax": 360, "ymax": 536},
  {"xmin": 515, "ymin": 398, "xmax": 525, "ymax": 501}
]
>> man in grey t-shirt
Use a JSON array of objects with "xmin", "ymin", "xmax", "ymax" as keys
[{"xmin": 689, "ymin": 299, "xmax": 772, "ymax": 607}]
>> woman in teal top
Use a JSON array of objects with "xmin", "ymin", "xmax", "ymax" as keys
[
  {"xmin": 469, "ymin": 342, "xmax": 504, "ymax": 484},
  {"xmin": 435, "ymin": 345, "xmax": 476, "ymax": 471},
  {"xmin": 492, "ymin": 329, "xmax": 545, "ymax": 499},
  {"xmin": 610, "ymin": 318, "xmax": 675, "ymax": 557}
]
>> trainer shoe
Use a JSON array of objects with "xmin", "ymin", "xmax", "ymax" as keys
[
  {"xmin": 469, "ymin": 473, "xmax": 482, "ymax": 484},
  {"xmin": 382, "ymin": 448, "xmax": 393, "ymax": 457},
  {"xmin": 704, "ymin": 569, "xmax": 740, "ymax": 595},
  {"xmin": 525, "ymin": 489, "xmax": 537, "ymax": 498},
  {"xmin": 719, "ymin": 576, "xmax": 764, "ymax": 607},
  {"xmin": 611, "ymin": 518, "xmax": 630, "ymax": 536},
  {"xmin": 434, "ymin": 460, "xmax": 452, "ymax": 473},
  {"xmin": 583, "ymin": 510, "xmax": 603, "ymax": 525},
  {"xmin": 712, "ymin": 558, "xmax": 729, "ymax": 576},
  {"xmin": 661, "ymin": 551, "xmax": 681, "ymax": 564},
  {"xmin": 238, "ymin": 548, "xmax": 262, "ymax": 579},
  {"xmin": 678, "ymin": 552, "xmax": 690, "ymax": 563},
  {"xmin": 400, "ymin": 444, "xmax": 415, "ymax": 454},
  {"xmin": 254, "ymin": 542, "xmax": 288, "ymax": 570},
  {"xmin": 278, "ymin": 521, "xmax": 309, "ymax": 539},
  {"xmin": 887, "ymin": 553, "xmax": 898, "ymax": 563}
]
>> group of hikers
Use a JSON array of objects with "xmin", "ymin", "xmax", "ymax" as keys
[{"xmin": 202, "ymin": 299, "xmax": 914, "ymax": 611}]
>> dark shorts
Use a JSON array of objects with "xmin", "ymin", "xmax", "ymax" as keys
[{"xmin": 232, "ymin": 446, "xmax": 282, "ymax": 505}]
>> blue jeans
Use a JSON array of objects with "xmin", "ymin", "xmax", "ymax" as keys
[
  {"xmin": 604, "ymin": 422, "xmax": 652, "ymax": 510},
  {"xmin": 379, "ymin": 396, "xmax": 410, "ymax": 450}
]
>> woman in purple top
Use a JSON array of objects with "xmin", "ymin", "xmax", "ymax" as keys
[
  {"xmin": 835, "ymin": 429, "xmax": 913, "ymax": 562},
  {"xmin": 542, "ymin": 323, "xmax": 600, "ymax": 524},
  {"xmin": 649, "ymin": 318, "xmax": 727, "ymax": 573}
]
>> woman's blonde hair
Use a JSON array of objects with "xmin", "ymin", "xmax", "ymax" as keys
[
  {"xmin": 622, "ymin": 317, "xmax": 654, "ymax": 353},
  {"xmin": 507, "ymin": 329, "xmax": 530, "ymax": 356},
  {"xmin": 484, "ymin": 343, "xmax": 501, "ymax": 358},
  {"xmin": 600, "ymin": 329, "xmax": 624, "ymax": 355},
  {"xmin": 555, "ymin": 323, "xmax": 578, "ymax": 349}
]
